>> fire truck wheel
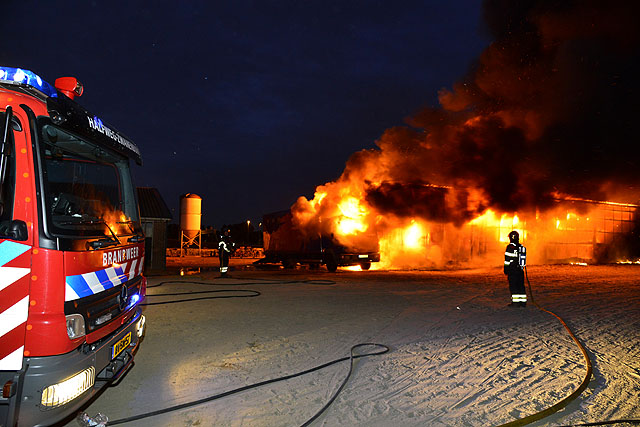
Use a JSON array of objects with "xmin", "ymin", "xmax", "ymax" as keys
[{"xmin": 360, "ymin": 262, "xmax": 371, "ymax": 271}]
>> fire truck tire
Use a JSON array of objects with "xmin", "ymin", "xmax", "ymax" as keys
[
  {"xmin": 282, "ymin": 258, "xmax": 296, "ymax": 269},
  {"xmin": 360, "ymin": 262, "xmax": 371, "ymax": 271}
]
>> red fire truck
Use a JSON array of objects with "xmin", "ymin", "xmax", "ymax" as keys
[{"xmin": 0, "ymin": 67, "xmax": 146, "ymax": 426}]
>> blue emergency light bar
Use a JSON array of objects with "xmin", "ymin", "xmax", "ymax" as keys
[{"xmin": 0, "ymin": 66, "xmax": 58, "ymax": 98}]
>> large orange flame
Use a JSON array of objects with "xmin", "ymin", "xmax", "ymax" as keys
[{"xmin": 292, "ymin": 182, "xmax": 637, "ymax": 269}]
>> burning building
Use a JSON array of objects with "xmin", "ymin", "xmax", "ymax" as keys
[{"xmin": 291, "ymin": 0, "xmax": 640, "ymax": 269}]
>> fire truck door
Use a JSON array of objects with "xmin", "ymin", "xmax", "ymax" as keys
[{"xmin": 0, "ymin": 108, "xmax": 32, "ymax": 371}]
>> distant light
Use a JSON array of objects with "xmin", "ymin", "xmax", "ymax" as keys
[{"xmin": 0, "ymin": 66, "xmax": 58, "ymax": 97}]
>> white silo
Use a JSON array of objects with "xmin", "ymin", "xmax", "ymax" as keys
[
  {"xmin": 180, "ymin": 193, "xmax": 202, "ymax": 255},
  {"xmin": 180, "ymin": 193, "xmax": 202, "ymax": 238}
]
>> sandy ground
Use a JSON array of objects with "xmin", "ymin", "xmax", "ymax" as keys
[{"xmin": 60, "ymin": 262, "xmax": 640, "ymax": 427}]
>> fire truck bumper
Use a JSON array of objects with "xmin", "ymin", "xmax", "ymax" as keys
[{"xmin": 10, "ymin": 308, "xmax": 145, "ymax": 427}]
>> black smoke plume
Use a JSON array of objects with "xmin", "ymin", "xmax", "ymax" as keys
[{"xmin": 356, "ymin": 0, "xmax": 640, "ymax": 221}]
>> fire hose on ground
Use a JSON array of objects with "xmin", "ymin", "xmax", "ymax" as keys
[
  {"xmin": 77, "ymin": 274, "xmax": 640, "ymax": 427},
  {"xmin": 103, "ymin": 342, "xmax": 390, "ymax": 426},
  {"xmin": 94, "ymin": 278, "xmax": 389, "ymax": 426},
  {"xmin": 495, "ymin": 267, "xmax": 640, "ymax": 427}
]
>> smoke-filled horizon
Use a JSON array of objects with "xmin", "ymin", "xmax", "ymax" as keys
[{"xmin": 294, "ymin": 0, "xmax": 640, "ymax": 230}]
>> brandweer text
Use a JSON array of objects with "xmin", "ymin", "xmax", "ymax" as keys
[{"xmin": 103, "ymin": 247, "xmax": 140, "ymax": 267}]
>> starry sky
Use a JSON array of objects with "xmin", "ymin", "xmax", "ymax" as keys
[{"xmin": 1, "ymin": 1, "xmax": 490, "ymax": 227}]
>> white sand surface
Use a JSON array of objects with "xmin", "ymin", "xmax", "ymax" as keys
[{"xmin": 64, "ymin": 265, "xmax": 640, "ymax": 426}]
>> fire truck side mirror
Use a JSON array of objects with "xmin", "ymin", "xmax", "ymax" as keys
[{"xmin": 5, "ymin": 219, "xmax": 28, "ymax": 241}]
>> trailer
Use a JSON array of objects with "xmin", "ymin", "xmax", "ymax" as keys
[{"xmin": 261, "ymin": 210, "xmax": 380, "ymax": 271}]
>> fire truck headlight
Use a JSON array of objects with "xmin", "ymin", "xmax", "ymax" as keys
[
  {"xmin": 41, "ymin": 367, "xmax": 95, "ymax": 408},
  {"xmin": 65, "ymin": 314, "xmax": 86, "ymax": 339},
  {"xmin": 136, "ymin": 315, "xmax": 146, "ymax": 338}
]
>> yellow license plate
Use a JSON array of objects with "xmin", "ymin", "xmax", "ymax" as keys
[{"xmin": 112, "ymin": 332, "xmax": 132, "ymax": 359}]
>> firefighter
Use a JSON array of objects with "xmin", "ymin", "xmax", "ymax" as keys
[
  {"xmin": 218, "ymin": 230, "xmax": 235, "ymax": 277},
  {"xmin": 504, "ymin": 230, "xmax": 527, "ymax": 307}
]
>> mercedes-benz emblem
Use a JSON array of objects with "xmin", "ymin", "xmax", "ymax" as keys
[{"xmin": 118, "ymin": 285, "xmax": 128, "ymax": 311}]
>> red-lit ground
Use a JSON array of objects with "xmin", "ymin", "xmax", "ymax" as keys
[{"xmin": 63, "ymin": 264, "xmax": 640, "ymax": 426}]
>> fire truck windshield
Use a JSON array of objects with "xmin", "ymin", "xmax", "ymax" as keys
[{"xmin": 39, "ymin": 123, "xmax": 140, "ymax": 240}]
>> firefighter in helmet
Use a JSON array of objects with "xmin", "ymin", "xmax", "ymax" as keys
[
  {"xmin": 218, "ymin": 230, "xmax": 235, "ymax": 277},
  {"xmin": 504, "ymin": 230, "xmax": 527, "ymax": 307}
]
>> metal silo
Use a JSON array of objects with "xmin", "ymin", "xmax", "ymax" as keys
[{"xmin": 180, "ymin": 194, "xmax": 202, "ymax": 253}]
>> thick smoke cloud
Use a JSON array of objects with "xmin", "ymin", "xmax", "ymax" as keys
[
  {"xmin": 294, "ymin": 0, "xmax": 640, "ymax": 236},
  {"xmin": 354, "ymin": 0, "xmax": 640, "ymax": 221}
]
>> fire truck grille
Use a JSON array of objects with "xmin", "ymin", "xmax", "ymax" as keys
[{"xmin": 64, "ymin": 276, "xmax": 143, "ymax": 333}]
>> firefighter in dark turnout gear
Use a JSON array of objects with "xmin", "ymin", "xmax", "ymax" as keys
[
  {"xmin": 504, "ymin": 230, "xmax": 527, "ymax": 306},
  {"xmin": 218, "ymin": 230, "xmax": 235, "ymax": 277}
]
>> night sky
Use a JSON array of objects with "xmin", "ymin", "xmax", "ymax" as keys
[{"xmin": 0, "ymin": 1, "xmax": 489, "ymax": 227}]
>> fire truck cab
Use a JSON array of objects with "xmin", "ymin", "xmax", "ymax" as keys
[{"xmin": 0, "ymin": 67, "xmax": 146, "ymax": 427}]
